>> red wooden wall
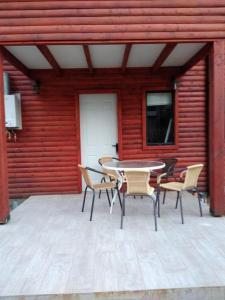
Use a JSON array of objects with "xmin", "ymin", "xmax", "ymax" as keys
[
  {"xmin": 4, "ymin": 61, "xmax": 207, "ymax": 198},
  {"xmin": 0, "ymin": 1, "xmax": 225, "ymax": 44}
]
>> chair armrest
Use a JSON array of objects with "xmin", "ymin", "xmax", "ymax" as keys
[
  {"xmin": 174, "ymin": 167, "xmax": 187, "ymax": 174},
  {"xmin": 86, "ymin": 167, "xmax": 107, "ymax": 176},
  {"xmin": 179, "ymin": 169, "xmax": 187, "ymax": 180},
  {"xmin": 157, "ymin": 173, "xmax": 167, "ymax": 184},
  {"xmin": 151, "ymin": 170, "xmax": 162, "ymax": 178}
]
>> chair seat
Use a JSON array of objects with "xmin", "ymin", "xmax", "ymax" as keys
[
  {"xmin": 93, "ymin": 181, "xmax": 115, "ymax": 190},
  {"xmin": 160, "ymin": 181, "xmax": 184, "ymax": 191}
]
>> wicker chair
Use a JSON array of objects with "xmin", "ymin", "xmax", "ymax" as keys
[
  {"xmin": 152, "ymin": 158, "xmax": 178, "ymax": 203},
  {"xmin": 120, "ymin": 170, "xmax": 157, "ymax": 231},
  {"xmin": 78, "ymin": 164, "xmax": 122, "ymax": 221},
  {"xmin": 98, "ymin": 156, "xmax": 120, "ymax": 198},
  {"xmin": 159, "ymin": 164, "xmax": 204, "ymax": 224}
]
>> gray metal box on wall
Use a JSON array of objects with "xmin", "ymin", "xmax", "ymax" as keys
[{"xmin": 4, "ymin": 93, "xmax": 22, "ymax": 129}]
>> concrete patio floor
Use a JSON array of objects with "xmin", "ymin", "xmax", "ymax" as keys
[{"xmin": 0, "ymin": 192, "xmax": 225, "ymax": 300}]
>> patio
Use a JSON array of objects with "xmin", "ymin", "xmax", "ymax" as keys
[{"xmin": 1, "ymin": 192, "xmax": 225, "ymax": 300}]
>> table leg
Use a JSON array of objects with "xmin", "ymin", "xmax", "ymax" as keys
[{"xmin": 110, "ymin": 176, "xmax": 123, "ymax": 214}]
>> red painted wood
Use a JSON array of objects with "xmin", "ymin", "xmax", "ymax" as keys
[
  {"xmin": 179, "ymin": 43, "xmax": 212, "ymax": 76},
  {"xmin": 82, "ymin": 45, "xmax": 94, "ymax": 74},
  {"xmin": 37, "ymin": 45, "xmax": 61, "ymax": 76},
  {"xmin": 208, "ymin": 41, "xmax": 225, "ymax": 216},
  {"xmin": 121, "ymin": 44, "xmax": 132, "ymax": 73},
  {"xmin": 3, "ymin": 60, "xmax": 208, "ymax": 198},
  {"xmin": 0, "ymin": 53, "xmax": 9, "ymax": 223},
  {"xmin": 152, "ymin": 43, "xmax": 177, "ymax": 72},
  {"xmin": 75, "ymin": 93, "xmax": 82, "ymax": 193},
  {"xmin": 1, "ymin": 1, "xmax": 225, "ymax": 10},
  {"xmin": 2, "ymin": 32, "xmax": 225, "ymax": 44},
  {"xmin": 0, "ymin": 1, "xmax": 225, "ymax": 44},
  {"xmin": 1, "ymin": 16, "xmax": 225, "ymax": 27},
  {"xmin": 1, "ymin": 8, "xmax": 225, "ymax": 19},
  {"xmin": 0, "ymin": 46, "xmax": 32, "ymax": 79},
  {"xmin": 3, "ymin": 24, "xmax": 225, "ymax": 35}
]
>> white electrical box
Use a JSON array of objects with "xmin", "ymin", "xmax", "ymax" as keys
[{"xmin": 4, "ymin": 93, "xmax": 22, "ymax": 129}]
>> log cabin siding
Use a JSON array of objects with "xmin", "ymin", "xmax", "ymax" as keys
[
  {"xmin": 121, "ymin": 62, "xmax": 207, "ymax": 189},
  {"xmin": 0, "ymin": 1, "xmax": 225, "ymax": 43},
  {"xmin": 4, "ymin": 59, "xmax": 207, "ymax": 198}
]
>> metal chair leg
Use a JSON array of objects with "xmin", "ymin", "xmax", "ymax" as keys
[
  {"xmin": 157, "ymin": 189, "xmax": 161, "ymax": 218},
  {"xmin": 151, "ymin": 194, "xmax": 158, "ymax": 232},
  {"xmin": 90, "ymin": 190, "xmax": 96, "ymax": 221},
  {"xmin": 117, "ymin": 189, "xmax": 122, "ymax": 210},
  {"xmin": 156, "ymin": 187, "xmax": 160, "ymax": 217},
  {"xmin": 110, "ymin": 178, "xmax": 114, "ymax": 198},
  {"xmin": 123, "ymin": 193, "xmax": 126, "ymax": 216},
  {"xmin": 120, "ymin": 193, "xmax": 125, "ymax": 229},
  {"xmin": 197, "ymin": 190, "xmax": 203, "ymax": 217},
  {"xmin": 175, "ymin": 191, "xmax": 179, "ymax": 209},
  {"xmin": 81, "ymin": 186, "xmax": 88, "ymax": 212},
  {"xmin": 98, "ymin": 177, "xmax": 104, "ymax": 199},
  {"xmin": 179, "ymin": 192, "xmax": 184, "ymax": 224},
  {"xmin": 106, "ymin": 189, "xmax": 111, "ymax": 207},
  {"xmin": 162, "ymin": 190, "xmax": 166, "ymax": 204}
]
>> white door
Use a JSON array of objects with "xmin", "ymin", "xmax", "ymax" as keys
[{"xmin": 80, "ymin": 93, "xmax": 118, "ymax": 188}]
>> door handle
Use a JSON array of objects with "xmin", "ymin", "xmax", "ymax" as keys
[{"xmin": 112, "ymin": 143, "xmax": 119, "ymax": 153}]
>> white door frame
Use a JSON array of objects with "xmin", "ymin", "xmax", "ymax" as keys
[{"xmin": 77, "ymin": 89, "xmax": 122, "ymax": 192}]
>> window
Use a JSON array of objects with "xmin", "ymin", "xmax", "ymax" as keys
[{"xmin": 145, "ymin": 92, "xmax": 175, "ymax": 146}]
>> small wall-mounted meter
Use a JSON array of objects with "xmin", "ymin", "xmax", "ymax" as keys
[{"xmin": 4, "ymin": 93, "xmax": 22, "ymax": 129}]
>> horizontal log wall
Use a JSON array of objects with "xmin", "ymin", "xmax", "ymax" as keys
[
  {"xmin": 4, "ymin": 61, "xmax": 207, "ymax": 198},
  {"xmin": 0, "ymin": 1, "xmax": 225, "ymax": 43},
  {"xmin": 121, "ymin": 62, "xmax": 208, "ymax": 190},
  {"xmin": 223, "ymin": 39, "xmax": 225, "ymax": 207},
  {"xmin": 4, "ymin": 61, "xmax": 79, "ymax": 197}
]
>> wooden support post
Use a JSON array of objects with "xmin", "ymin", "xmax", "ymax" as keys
[
  {"xmin": 0, "ymin": 51, "xmax": 10, "ymax": 223},
  {"xmin": 208, "ymin": 40, "xmax": 225, "ymax": 216}
]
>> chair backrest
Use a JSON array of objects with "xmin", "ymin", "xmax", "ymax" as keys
[
  {"xmin": 78, "ymin": 164, "xmax": 93, "ymax": 188},
  {"xmin": 124, "ymin": 170, "xmax": 151, "ymax": 195},
  {"xmin": 160, "ymin": 158, "xmax": 178, "ymax": 177},
  {"xmin": 98, "ymin": 156, "xmax": 119, "ymax": 180},
  {"xmin": 98, "ymin": 156, "xmax": 119, "ymax": 165},
  {"xmin": 183, "ymin": 164, "xmax": 203, "ymax": 189}
]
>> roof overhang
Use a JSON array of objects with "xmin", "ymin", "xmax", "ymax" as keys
[{"xmin": 0, "ymin": 42, "xmax": 211, "ymax": 80}]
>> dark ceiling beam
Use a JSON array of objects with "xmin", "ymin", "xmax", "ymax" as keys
[
  {"xmin": 121, "ymin": 44, "xmax": 132, "ymax": 73},
  {"xmin": 37, "ymin": 45, "xmax": 61, "ymax": 76},
  {"xmin": 152, "ymin": 43, "xmax": 177, "ymax": 73},
  {"xmin": 82, "ymin": 45, "xmax": 94, "ymax": 74},
  {"xmin": 0, "ymin": 45, "xmax": 33, "ymax": 79},
  {"xmin": 178, "ymin": 43, "xmax": 212, "ymax": 77}
]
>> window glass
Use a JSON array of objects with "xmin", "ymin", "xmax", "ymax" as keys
[{"xmin": 146, "ymin": 92, "xmax": 174, "ymax": 145}]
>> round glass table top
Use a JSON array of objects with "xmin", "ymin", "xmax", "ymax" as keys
[{"xmin": 103, "ymin": 160, "xmax": 165, "ymax": 171}]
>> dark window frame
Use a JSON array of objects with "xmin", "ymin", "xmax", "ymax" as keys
[{"xmin": 142, "ymin": 88, "xmax": 178, "ymax": 151}]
